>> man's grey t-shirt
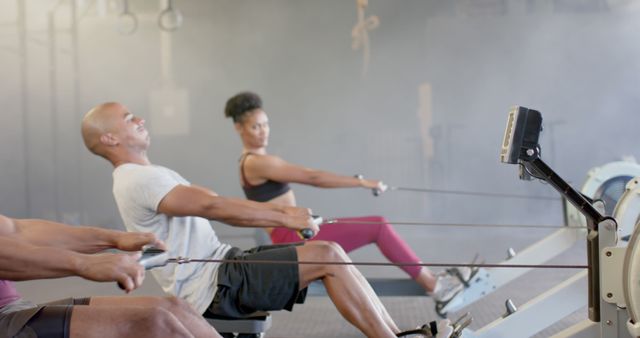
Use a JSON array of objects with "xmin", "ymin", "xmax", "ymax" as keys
[{"xmin": 112, "ymin": 163, "xmax": 231, "ymax": 314}]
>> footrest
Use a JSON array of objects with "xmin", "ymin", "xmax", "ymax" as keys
[{"xmin": 204, "ymin": 312, "xmax": 272, "ymax": 334}]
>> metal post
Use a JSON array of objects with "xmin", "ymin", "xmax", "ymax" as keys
[
  {"xmin": 17, "ymin": 0, "xmax": 31, "ymax": 216},
  {"xmin": 70, "ymin": 0, "xmax": 83, "ymax": 223},
  {"xmin": 49, "ymin": 10, "xmax": 60, "ymax": 221}
]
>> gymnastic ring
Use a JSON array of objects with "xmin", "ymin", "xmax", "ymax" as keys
[
  {"xmin": 158, "ymin": 0, "xmax": 183, "ymax": 32},
  {"xmin": 116, "ymin": 12, "xmax": 138, "ymax": 35}
]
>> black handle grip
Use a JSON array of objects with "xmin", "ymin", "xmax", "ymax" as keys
[
  {"xmin": 298, "ymin": 215, "xmax": 324, "ymax": 240},
  {"xmin": 139, "ymin": 247, "xmax": 169, "ymax": 270},
  {"xmin": 299, "ymin": 228, "xmax": 314, "ymax": 239},
  {"xmin": 141, "ymin": 247, "xmax": 165, "ymax": 254}
]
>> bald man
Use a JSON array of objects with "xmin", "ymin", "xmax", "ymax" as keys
[
  {"xmin": 80, "ymin": 102, "xmax": 448, "ymax": 338},
  {"xmin": 0, "ymin": 213, "xmax": 221, "ymax": 338}
]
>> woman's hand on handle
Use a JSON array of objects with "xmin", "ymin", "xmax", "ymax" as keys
[{"xmin": 355, "ymin": 174, "xmax": 387, "ymax": 196}]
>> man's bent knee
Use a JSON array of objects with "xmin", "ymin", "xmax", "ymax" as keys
[
  {"xmin": 143, "ymin": 308, "xmax": 192, "ymax": 338},
  {"xmin": 71, "ymin": 306, "xmax": 192, "ymax": 338},
  {"xmin": 162, "ymin": 296, "xmax": 184, "ymax": 309},
  {"xmin": 317, "ymin": 241, "xmax": 350, "ymax": 262},
  {"xmin": 164, "ymin": 296, "xmax": 199, "ymax": 316},
  {"xmin": 313, "ymin": 241, "xmax": 348, "ymax": 263}
]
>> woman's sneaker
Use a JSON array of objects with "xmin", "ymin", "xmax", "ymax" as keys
[{"xmin": 429, "ymin": 274, "xmax": 464, "ymax": 303}]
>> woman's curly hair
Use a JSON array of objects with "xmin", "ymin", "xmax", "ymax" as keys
[{"xmin": 224, "ymin": 92, "xmax": 263, "ymax": 123}]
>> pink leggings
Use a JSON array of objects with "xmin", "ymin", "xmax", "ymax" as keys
[{"xmin": 270, "ymin": 215, "xmax": 423, "ymax": 279}]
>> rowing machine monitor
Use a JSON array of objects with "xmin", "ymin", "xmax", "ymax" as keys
[
  {"xmin": 500, "ymin": 106, "xmax": 543, "ymax": 181},
  {"xmin": 499, "ymin": 105, "xmax": 604, "ymax": 224}
]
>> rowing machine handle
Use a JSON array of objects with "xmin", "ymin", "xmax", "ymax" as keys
[
  {"xmin": 139, "ymin": 246, "xmax": 170, "ymax": 270},
  {"xmin": 118, "ymin": 246, "xmax": 169, "ymax": 290},
  {"xmin": 355, "ymin": 174, "xmax": 384, "ymax": 196},
  {"xmin": 373, "ymin": 182, "xmax": 388, "ymax": 196},
  {"xmin": 299, "ymin": 215, "xmax": 323, "ymax": 239}
]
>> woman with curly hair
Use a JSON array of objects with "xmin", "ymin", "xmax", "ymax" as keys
[{"xmin": 224, "ymin": 91, "xmax": 465, "ymax": 303}]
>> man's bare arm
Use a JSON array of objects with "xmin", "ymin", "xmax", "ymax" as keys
[
  {"xmin": 0, "ymin": 214, "xmax": 161, "ymax": 254},
  {"xmin": 157, "ymin": 185, "xmax": 314, "ymax": 232},
  {"xmin": 0, "ymin": 235, "xmax": 144, "ymax": 291},
  {"xmin": 0, "ymin": 234, "xmax": 83, "ymax": 280}
]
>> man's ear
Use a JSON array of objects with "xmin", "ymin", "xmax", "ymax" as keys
[{"xmin": 100, "ymin": 133, "xmax": 119, "ymax": 146}]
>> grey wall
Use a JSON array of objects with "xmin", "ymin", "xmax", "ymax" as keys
[{"xmin": 2, "ymin": 0, "xmax": 640, "ymax": 261}]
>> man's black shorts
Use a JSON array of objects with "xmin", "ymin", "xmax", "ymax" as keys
[
  {"xmin": 2, "ymin": 297, "xmax": 90, "ymax": 338},
  {"xmin": 206, "ymin": 243, "xmax": 308, "ymax": 318}
]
